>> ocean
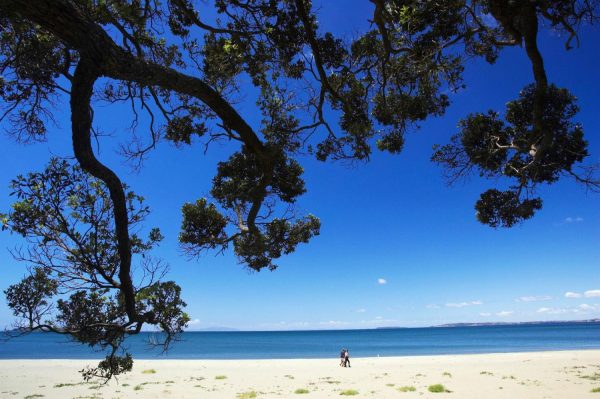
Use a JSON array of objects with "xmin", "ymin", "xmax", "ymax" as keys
[{"xmin": 1, "ymin": 323, "xmax": 599, "ymax": 360}]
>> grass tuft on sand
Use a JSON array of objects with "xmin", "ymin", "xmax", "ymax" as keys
[
  {"xmin": 339, "ymin": 389, "xmax": 359, "ymax": 395},
  {"xmin": 397, "ymin": 386, "xmax": 416, "ymax": 392},
  {"xmin": 237, "ymin": 391, "xmax": 257, "ymax": 398},
  {"xmin": 54, "ymin": 382, "xmax": 90, "ymax": 388},
  {"xmin": 428, "ymin": 384, "xmax": 450, "ymax": 393},
  {"xmin": 591, "ymin": 387, "xmax": 600, "ymax": 393},
  {"xmin": 141, "ymin": 369, "xmax": 156, "ymax": 374},
  {"xmin": 295, "ymin": 388, "xmax": 310, "ymax": 394},
  {"xmin": 582, "ymin": 373, "xmax": 600, "ymax": 381},
  {"xmin": 215, "ymin": 375, "xmax": 228, "ymax": 380}
]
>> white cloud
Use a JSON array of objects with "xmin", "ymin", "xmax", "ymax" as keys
[
  {"xmin": 187, "ymin": 318, "xmax": 201, "ymax": 325},
  {"xmin": 356, "ymin": 308, "xmax": 367, "ymax": 313},
  {"xmin": 426, "ymin": 304, "xmax": 441, "ymax": 309},
  {"xmin": 377, "ymin": 278, "xmax": 387, "ymax": 285},
  {"xmin": 358, "ymin": 317, "xmax": 400, "ymax": 326},
  {"xmin": 578, "ymin": 304, "xmax": 597, "ymax": 311},
  {"xmin": 584, "ymin": 290, "xmax": 600, "ymax": 298},
  {"xmin": 515, "ymin": 295, "xmax": 552, "ymax": 302},
  {"xmin": 445, "ymin": 300, "xmax": 483, "ymax": 308},
  {"xmin": 565, "ymin": 216, "xmax": 584, "ymax": 223},
  {"xmin": 480, "ymin": 312, "xmax": 492, "ymax": 317},
  {"xmin": 496, "ymin": 311, "xmax": 513, "ymax": 317},
  {"xmin": 537, "ymin": 307, "xmax": 569, "ymax": 315},
  {"xmin": 565, "ymin": 291, "xmax": 582, "ymax": 298},
  {"xmin": 537, "ymin": 303, "xmax": 600, "ymax": 315},
  {"xmin": 318, "ymin": 320, "xmax": 350, "ymax": 326}
]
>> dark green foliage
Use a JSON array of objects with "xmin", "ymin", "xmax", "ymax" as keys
[
  {"xmin": 503, "ymin": 85, "xmax": 587, "ymax": 183},
  {"xmin": 233, "ymin": 215, "xmax": 321, "ymax": 271},
  {"xmin": 476, "ymin": 189, "xmax": 543, "ymax": 228},
  {"xmin": 458, "ymin": 111, "xmax": 508, "ymax": 175},
  {"xmin": 165, "ymin": 115, "xmax": 207, "ymax": 145},
  {"xmin": 56, "ymin": 290, "xmax": 128, "ymax": 350},
  {"xmin": 201, "ymin": 34, "xmax": 244, "ymax": 90},
  {"xmin": 433, "ymin": 84, "xmax": 590, "ymax": 227},
  {"xmin": 180, "ymin": 199, "xmax": 228, "ymax": 250},
  {"xmin": 0, "ymin": 21, "xmax": 65, "ymax": 141},
  {"xmin": 4, "ymin": 267, "xmax": 58, "ymax": 328},
  {"xmin": 136, "ymin": 281, "xmax": 190, "ymax": 334},
  {"xmin": 1, "ymin": 159, "xmax": 186, "ymax": 379},
  {"xmin": 179, "ymin": 145, "xmax": 318, "ymax": 270},
  {"xmin": 81, "ymin": 353, "xmax": 134, "ymax": 381},
  {"xmin": 2, "ymin": 0, "xmax": 596, "ymax": 236},
  {"xmin": 1, "ymin": 158, "xmax": 159, "ymax": 275}
]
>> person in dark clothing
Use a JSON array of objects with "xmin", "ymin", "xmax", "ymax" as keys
[
  {"xmin": 340, "ymin": 348, "xmax": 347, "ymax": 367},
  {"xmin": 344, "ymin": 349, "xmax": 351, "ymax": 367}
]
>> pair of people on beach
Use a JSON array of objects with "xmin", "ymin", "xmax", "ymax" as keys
[{"xmin": 339, "ymin": 348, "xmax": 351, "ymax": 367}]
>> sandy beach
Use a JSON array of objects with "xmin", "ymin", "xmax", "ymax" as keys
[{"xmin": 1, "ymin": 350, "xmax": 599, "ymax": 398}]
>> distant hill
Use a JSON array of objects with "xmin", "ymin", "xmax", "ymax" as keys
[
  {"xmin": 434, "ymin": 319, "xmax": 600, "ymax": 328},
  {"xmin": 374, "ymin": 319, "xmax": 600, "ymax": 329}
]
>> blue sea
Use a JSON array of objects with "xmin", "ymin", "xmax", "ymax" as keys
[{"xmin": 1, "ymin": 323, "xmax": 599, "ymax": 359}]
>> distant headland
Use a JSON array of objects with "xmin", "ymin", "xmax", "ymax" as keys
[{"xmin": 376, "ymin": 319, "xmax": 600, "ymax": 329}]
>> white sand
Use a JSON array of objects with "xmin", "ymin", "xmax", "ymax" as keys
[{"xmin": 1, "ymin": 350, "xmax": 599, "ymax": 398}]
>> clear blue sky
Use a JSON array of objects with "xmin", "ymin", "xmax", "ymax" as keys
[{"xmin": 0, "ymin": 2, "xmax": 598, "ymax": 330}]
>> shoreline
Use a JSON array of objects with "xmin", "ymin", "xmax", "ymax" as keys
[
  {"xmin": 2, "ymin": 347, "xmax": 600, "ymax": 361},
  {"xmin": 1, "ymin": 350, "xmax": 599, "ymax": 398}
]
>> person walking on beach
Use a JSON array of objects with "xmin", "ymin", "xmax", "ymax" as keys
[
  {"xmin": 340, "ymin": 348, "xmax": 347, "ymax": 367},
  {"xmin": 344, "ymin": 349, "xmax": 351, "ymax": 368}
]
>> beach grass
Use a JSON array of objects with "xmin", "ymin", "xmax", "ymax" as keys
[
  {"xmin": 582, "ymin": 373, "xmax": 600, "ymax": 381},
  {"xmin": 141, "ymin": 369, "xmax": 156, "ymax": 374},
  {"xmin": 215, "ymin": 375, "xmax": 228, "ymax": 380},
  {"xmin": 591, "ymin": 387, "xmax": 600, "ymax": 393},
  {"xmin": 24, "ymin": 395, "xmax": 44, "ymax": 399},
  {"xmin": 397, "ymin": 385, "xmax": 416, "ymax": 392},
  {"xmin": 295, "ymin": 388, "xmax": 310, "ymax": 394},
  {"xmin": 54, "ymin": 382, "xmax": 91, "ymax": 388},
  {"xmin": 428, "ymin": 384, "xmax": 450, "ymax": 393},
  {"xmin": 237, "ymin": 391, "xmax": 258, "ymax": 398},
  {"xmin": 443, "ymin": 372, "xmax": 452, "ymax": 377},
  {"xmin": 339, "ymin": 389, "xmax": 359, "ymax": 395},
  {"xmin": 133, "ymin": 385, "xmax": 143, "ymax": 391}
]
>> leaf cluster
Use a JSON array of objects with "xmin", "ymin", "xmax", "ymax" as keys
[{"xmin": 433, "ymin": 84, "xmax": 589, "ymax": 227}]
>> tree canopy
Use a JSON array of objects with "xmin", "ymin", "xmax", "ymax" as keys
[{"xmin": 1, "ymin": 0, "xmax": 599, "ymax": 379}]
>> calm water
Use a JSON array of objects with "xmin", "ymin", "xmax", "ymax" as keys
[{"xmin": 1, "ymin": 323, "xmax": 599, "ymax": 359}]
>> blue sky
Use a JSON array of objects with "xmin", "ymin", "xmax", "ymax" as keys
[{"xmin": 0, "ymin": 2, "xmax": 599, "ymax": 330}]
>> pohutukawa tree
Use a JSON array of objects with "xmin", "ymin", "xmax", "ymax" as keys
[{"xmin": 0, "ymin": 0, "xmax": 598, "ymax": 379}]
